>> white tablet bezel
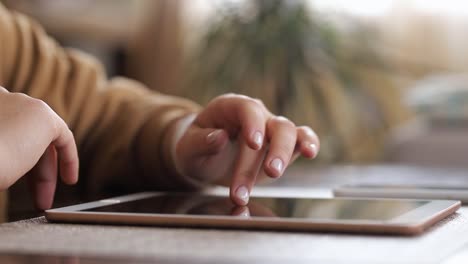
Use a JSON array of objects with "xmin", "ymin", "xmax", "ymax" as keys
[{"xmin": 45, "ymin": 192, "xmax": 461, "ymax": 235}]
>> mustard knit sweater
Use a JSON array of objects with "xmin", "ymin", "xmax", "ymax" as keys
[{"xmin": 0, "ymin": 4, "xmax": 202, "ymax": 220}]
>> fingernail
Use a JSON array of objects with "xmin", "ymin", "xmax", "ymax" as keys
[
  {"xmin": 270, "ymin": 158, "xmax": 284, "ymax": 174},
  {"xmin": 309, "ymin": 143, "xmax": 318, "ymax": 158},
  {"xmin": 207, "ymin": 130, "xmax": 221, "ymax": 144},
  {"xmin": 253, "ymin": 131, "xmax": 263, "ymax": 149},
  {"xmin": 238, "ymin": 207, "xmax": 250, "ymax": 218},
  {"xmin": 236, "ymin": 186, "xmax": 250, "ymax": 205}
]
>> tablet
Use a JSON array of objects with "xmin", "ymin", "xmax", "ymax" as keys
[
  {"xmin": 334, "ymin": 184, "xmax": 468, "ymax": 203},
  {"xmin": 45, "ymin": 192, "xmax": 460, "ymax": 235}
]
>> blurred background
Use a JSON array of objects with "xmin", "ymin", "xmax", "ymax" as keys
[{"xmin": 3, "ymin": 0, "xmax": 468, "ymax": 169}]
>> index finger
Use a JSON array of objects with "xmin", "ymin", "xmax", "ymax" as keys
[{"xmin": 230, "ymin": 138, "xmax": 267, "ymax": 206}]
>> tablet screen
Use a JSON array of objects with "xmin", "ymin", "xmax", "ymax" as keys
[
  {"xmin": 345, "ymin": 184, "xmax": 468, "ymax": 191},
  {"xmin": 83, "ymin": 194, "xmax": 428, "ymax": 221}
]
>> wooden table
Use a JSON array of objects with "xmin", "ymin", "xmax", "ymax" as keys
[{"xmin": 1, "ymin": 165, "xmax": 468, "ymax": 263}]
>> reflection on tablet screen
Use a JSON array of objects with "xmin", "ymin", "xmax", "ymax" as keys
[{"xmin": 83, "ymin": 194, "xmax": 427, "ymax": 221}]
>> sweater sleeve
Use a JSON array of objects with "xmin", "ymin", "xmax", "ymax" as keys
[{"xmin": 0, "ymin": 5, "xmax": 202, "ymax": 197}]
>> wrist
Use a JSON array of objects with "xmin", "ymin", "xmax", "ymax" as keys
[
  {"xmin": 168, "ymin": 113, "xmax": 197, "ymax": 177},
  {"xmin": 136, "ymin": 108, "xmax": 200, "ymax": 189}
]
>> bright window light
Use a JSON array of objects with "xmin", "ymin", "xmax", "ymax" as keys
[
  {"xmin": 311, "ymin": 0, "xmax": 394, "ymax": 17},
  {"xmin": 312, "ymin": 0, "xmax": 468, "ymax": 17}
]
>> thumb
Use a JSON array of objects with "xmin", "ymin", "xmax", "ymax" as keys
[
  {"xmin": 177, "ymin": 126, "xmax": 229, "ymax": 160},
  {"xmin": 176, "ymin": 125, "xmax": 241, "ymax": 187},
  {"xmin": 174, "ymin": 126, "xmax": 229, "ymax": 182}
]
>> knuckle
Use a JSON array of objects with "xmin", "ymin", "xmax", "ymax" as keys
[
  {"xmin": 247, "ymin": 97, "xmax": 264, "ymax": 110},
  {"xmin": 272, "ymin": 116, "xmax": 296, "ymax": 129},
  {"xmin": 10, "ymin": 92, "xmax": 30, "ymax": 101},
  {"xmin": 63, "ymin": 126, "xmax": 74, "ymax": 140},
  {"xmin": 223, "ymin": 93, "xmax": 239, "ymax": 98},
  {"xmin": 215, "ymin": 93, "xmax": 240, "ymax": 102},
  {"xmin": 22, "ymin": 98, "xmax": 48, "ymax": 116},
  {"xmin": 253, "ymin": 98, "xmax": 264, "ymax": 106},
  {"xmin": 212, "ymin": 93, "xmax": 244, "ymax": 107},
  {"xmin": 218, "ymin": 93, "xmax": 259, "ymax": 105},
  {"xmin": 27, "ymin": 98, "xmax": 60, "ymax": 132},
  {"xmin": 214, "ymin": 93, "xmax": 266, "ymax": 111},
  {"xmin": 298, "ymin": 126, "xmax": 315, "ymax": 137},
  {"xmin": 32, "ymin": 101, "xmax": 51, "ymax": 118},
  {"xmin": 252, "ymin": 98, "xmax": 268, "ymax": 111},
  {"xmin": 245, "ymin": 98, "xmax": 263, "ymax": 112},
  {"xmin": 230, "ymin": 96, "xmax": 265, "ymax": 118},
  {"xmin": 27, "ymin": 97, "xmax": 49, "ymax": 111},
  {"xmin": 298, "ymin": 126, "xmax": 320, "ymax": 145}
]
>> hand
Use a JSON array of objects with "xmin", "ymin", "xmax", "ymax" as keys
[
  {"xmin": 0, "ymin": 87, "xmax": 79, "ymax": 210},
  {"xmin": 174, "ymin": 94, "xmax": 319, "ymax": 206}
]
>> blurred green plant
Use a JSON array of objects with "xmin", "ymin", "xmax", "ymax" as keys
[
  {"xmin": 184, "ymin": 0, "xmax": 411, "ymax": 162},
  {"xmin": 188, "ymin": 0, "xmax": 326, "ymax": 111}
]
